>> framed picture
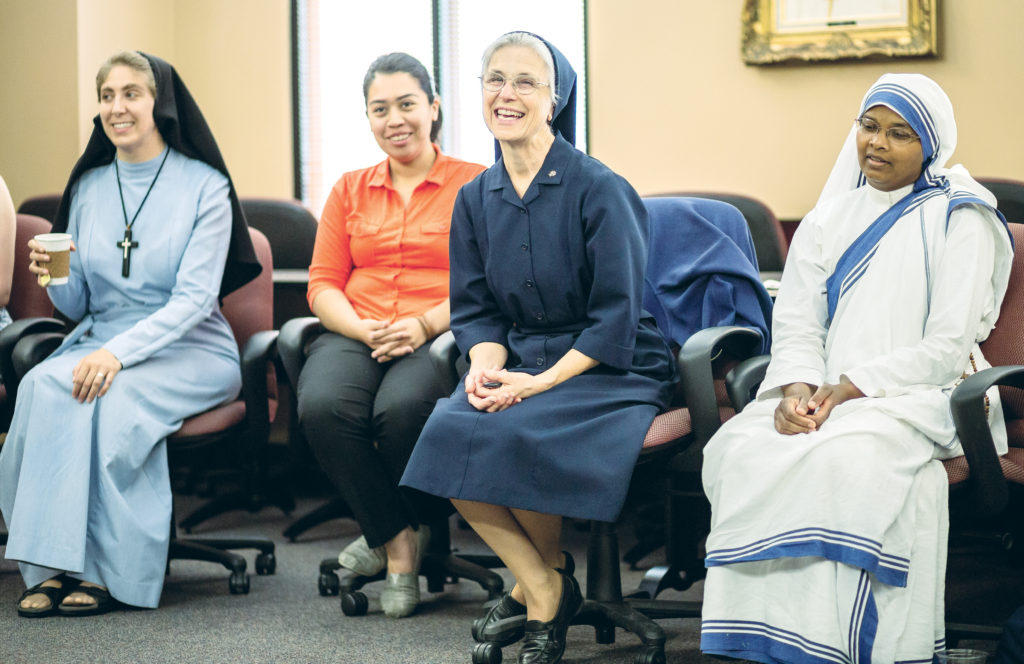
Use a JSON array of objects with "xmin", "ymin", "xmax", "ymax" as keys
[{"xmin": 742, "ymin": 0, "xmax": 938, "ymax": 65}]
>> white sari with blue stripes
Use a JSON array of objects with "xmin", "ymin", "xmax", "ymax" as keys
[{"xmin": 700, "ymin": 74, "xmax": 1013, "ymax": 664}]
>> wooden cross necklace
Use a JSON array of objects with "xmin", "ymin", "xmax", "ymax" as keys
[{"xmin": 114, "ymin": 148, "xmax": 169, "ymax": 277}]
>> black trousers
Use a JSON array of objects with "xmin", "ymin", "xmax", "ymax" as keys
[{"xmin": 296, "ymin": 332, "xmax": 452, "ymax": 548}]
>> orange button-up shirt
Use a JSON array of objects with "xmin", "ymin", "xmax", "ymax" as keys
[{"xmin": 307, "ymin": 147, "xmax": 485, "ymax": 322}]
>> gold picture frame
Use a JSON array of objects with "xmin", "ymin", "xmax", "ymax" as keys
[{"xmin": 742, "ymin": 0, "xmax": 938, "ymax": 65}]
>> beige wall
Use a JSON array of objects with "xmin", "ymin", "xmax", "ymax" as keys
[
  {"xmin": 588, "ymin": 1, "xmax": 1024, "ymax": 219},
  {"xmin": 0, "ymin": 0, "xmax": 291, "ymax": 209},
  {"xmin": 0, "ymin": 0, "xmax": 81, "ymax": 209},
  {"xmin": 2, "ymin": 1, "xmax": 1021, "ymax": 221}
]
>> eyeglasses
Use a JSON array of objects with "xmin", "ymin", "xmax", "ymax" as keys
[
  {"xmin": 855, "ymin": 117, "xmax": 920, "ymax": 144},
  {"xmin": 479, "ymin": 73, "xmax": 549, "ymax": 95}
]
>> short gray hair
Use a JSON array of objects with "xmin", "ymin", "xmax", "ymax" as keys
[
  {"xmin": 96, "ymin": 51, "xmax": 156, "ymax": 101},
  {"xmin": 480, "ymin": 32, "xmax": 559, "ymax": 106}
]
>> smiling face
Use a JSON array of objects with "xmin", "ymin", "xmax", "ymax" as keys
[
  {"xmin": 99, "ymin": 64, "xmax": 165, "ymax": 163},
  {"xmin": 365, "ymin": 72, "xmax": 439, "ymax": 167},
  {"xmin": 856, "ymin": 105, "xmax": 924, "ymax": 192},
  {"xmin": 482, "ymin": 45, "xmax": 554, "ymax": 149}
]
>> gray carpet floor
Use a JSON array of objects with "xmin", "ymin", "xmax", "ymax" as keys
[{"xmin": 0, "ymin": 493, "xmax": 1014, "ymax": 664}]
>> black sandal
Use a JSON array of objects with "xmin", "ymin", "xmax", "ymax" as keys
[
  {"xmin": 57, "ymin": 584, "xmax": 121, "ymax": 617},
  {"xmin": 17, "ymin": 574, "xmax": 80, "ymax": 618}
]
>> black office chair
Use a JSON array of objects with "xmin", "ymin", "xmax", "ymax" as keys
[
  {"xmin": 275, "ymin": 317, "xmax": 506, "ymax": 610},
  {"xmin": 15, "ymin": 194, "xmax": 61, "ymax": 223},
  {"xmin": 978, "ymin": 177, "xmax": 1024, "ymax": 225},
  {"xmin": 650, "ymin": 191, "xmax": 786, "ymax": 272},
  {"xmin": 239, "ymin": 197, "xmax": 318, "ymax": 329}
]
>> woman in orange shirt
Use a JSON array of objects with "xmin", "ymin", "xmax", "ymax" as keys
[{"xmin": 298, "ymin": 52, "xmax": 485, "ymax": 618}]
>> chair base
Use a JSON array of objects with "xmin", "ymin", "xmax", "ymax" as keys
[
  {"xmin": 168, "ymin": 534, "xmax": 276, "ymax": 596},
  {"xmin": 283, "ymin": 496, "xmax": 352, "ymax": 541},
  {"xmin": 317, "ymin": 520, "xmax": 506, "ymax": 611},
  {"xmin": 179, "ymin": 484, "xmax": 296, "ymax": 533}
]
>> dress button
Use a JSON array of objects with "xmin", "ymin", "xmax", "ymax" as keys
[
  {"xmin": 536, "ymin": 357, "xmax": 544, "ymax": 366},
  {"xmin": 525, "ymin": 280, "xmax": 534, "ymax": 288},
  {"xmin": 520, "ymin": 244, "xmax": 529, "ymax": 251},
  {"xmin": 535, "ymin": 312, "xmax": 544, "ymax": 320}
]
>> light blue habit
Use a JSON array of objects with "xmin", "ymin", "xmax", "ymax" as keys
[{"xmin": 0, "ymin": 146, "xmax": 241, "ymax": 608}]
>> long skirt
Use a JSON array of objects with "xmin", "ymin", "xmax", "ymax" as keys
[
  {"xmin": 700, "ymin": 397, "xmax": 948, "ymax": 664},
  {"xmin": 0, "ymin": 339, "xmax": 239, "ymax": 608}
]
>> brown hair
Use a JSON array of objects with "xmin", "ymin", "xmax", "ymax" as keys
[{"xmin": 95, "ymin": 50, "xmax": 157, "ymax": 100}]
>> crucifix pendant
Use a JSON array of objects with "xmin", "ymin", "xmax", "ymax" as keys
[{"xmin": 117, "ymin": 227, "xmax": 139, "ymax": 278}]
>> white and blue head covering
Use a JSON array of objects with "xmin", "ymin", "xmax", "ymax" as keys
[
  {"xmin": 819, "ymin": 73, "xmax": 1012, "ymax": 324},
  {"xmin": 819, "ymin": 73, "xmax": 995, "ymax": 208}
]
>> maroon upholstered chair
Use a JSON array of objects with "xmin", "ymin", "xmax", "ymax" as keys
[
  {"xmin": 9, "ymin": 227, "xmax": 282, "ymax": 595},
  {"xmin": 15, "ymin": 193, "xmax": 61, "ymax": 223},
  {"xmin": 977, "ymin": 177, "xmax": 1024, "ymax": 225},
  {"xmin": 725, "ymin": 221, "xmax": 1024, "ymax": 645},
  {"xmin": 0, "ymin": 213, "xmax": 63, "ymax": 431}
]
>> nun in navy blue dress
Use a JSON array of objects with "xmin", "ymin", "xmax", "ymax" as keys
[{"xmin": 400, "ymin": 32, "xmax": 674, "ymax": 664}]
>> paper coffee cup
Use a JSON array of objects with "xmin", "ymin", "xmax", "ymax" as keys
[{"xmin": 34, "ymin": 233, "xmax": 72, "ymax": 285}]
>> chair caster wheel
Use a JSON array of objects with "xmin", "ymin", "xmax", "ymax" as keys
[
  {"xmin": 341, "ymin": 591, "xmax": 369, "ymax": 616},
  {"xmin": 255, "ymin": 552, "xmax": 276, "ymax": 575},
  {"xmin": 634, "ymin": 647, "xmax": 666, "ymax": 664},
  {"xmin": 471, "ymin": 642, "xmax": 502, "ymax": 664},
  {"xmin": 318, "ymin": 571, "xmax": 340, "ymax": 596},
  {"xmin": 229, "ymin": 571, "xmax": 250, "ymax": 594}
]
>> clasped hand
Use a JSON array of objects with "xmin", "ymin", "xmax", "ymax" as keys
[
  {"xmin": 360, "ymin": 318, "xmax": 427, "ymax": 363},
  {"xmin": 71, "ymin": 349, "xmax": 122, "ymax": 403},
  {"xmin": 465, "ymin": 368, "xmax": 538, "ymax": 413},
  {"xmin": 774, "ymin": 377, "xmax": 865, "ymax": 435}
]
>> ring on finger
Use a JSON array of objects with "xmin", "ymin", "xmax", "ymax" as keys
[{"xmin": 95, "ymin": 372, "xmax": 106, "ymax": 380}]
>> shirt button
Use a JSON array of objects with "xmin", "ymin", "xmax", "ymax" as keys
[
  {"xmin": 536, "ymin": 357, "xmax": 544, "ymax": 366},
  {"xmin": 525, "ymin": 280, "xmax": 534, "ymax": 288},
  {"xmin": 520, "ymin": 244, "xmax": 529, "ymax": 251},
  {"xmin": 535, "ymin": 312, "xmax": 544, "ymax": 320},
  {"xmin": 520, "ymin": 209, "xmax": 526, "ymax": 215}
]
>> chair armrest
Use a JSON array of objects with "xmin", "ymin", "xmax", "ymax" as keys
[
  {"xmin": 11, "ymin": 331, "xmax": 67, "ymax": 379},
  {"xmin": 678, "ymin": 326, "xmax": 764, "ymax": 446},
  {"xmin": 428, "ymin": 331, "xmax": 460, "ymax": 387},
  {"xmin": 276, "ymin": 316, "xmax": 321, "ymax": 389},
  {"xmin": 240, "ymin": 329, "xmax": 280, "ymax": 452},
  {"xmin": 0, "ymin": 317, "xmax": 67, "ymax": 391},
  {"xmin": 950, "ymin": 365, "xmax": 1024, "ymax": 515},
  {"xmin": 725, "ymin": 354, "xmax": 771, "ymax": 411}
]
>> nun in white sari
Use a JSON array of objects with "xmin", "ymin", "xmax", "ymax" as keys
[{"xmin": 700, "ymin": 74, "xmax": 1013, "ymax": 663}]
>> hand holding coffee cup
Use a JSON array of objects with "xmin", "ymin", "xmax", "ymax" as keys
[{"xmin": 30, "ymin": 233, "xmax": 75, "ymax": 286}]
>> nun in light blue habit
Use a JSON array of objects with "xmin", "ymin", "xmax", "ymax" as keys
[{"xmin": 0, "ymin": 50, "xmax": 258, "ymax": 616}]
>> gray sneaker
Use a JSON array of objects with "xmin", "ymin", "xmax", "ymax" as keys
[{"xmin": 337, "ymin": 536, "xmax": 387, "ymax": 577}]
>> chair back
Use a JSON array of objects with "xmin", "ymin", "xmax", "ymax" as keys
[
  {"xmin": 642, "ymin": 197, "xmax": 773, "ymax": 354},
  {"xmin": 8, "ymin": 214, "xmax": 54, "ymax": 320},
  {"xmin": 650, "ymin": 191, "xmax": 787, "ymax": 271},
  {"xmin": 980, "ymin": 222, "xmax": 1024, "ymax": 447},
  {"xmin": 239, "ymin": 198, "xmax": 317, "ymax": 270},
  {"xmin": 15, "ymin": 194, "xmax": 61, "ymax": 223},
  {"xmin": 221, "ymin": 227, "xmax": 274, "ymax": 352},
  {"xmin": 977, "ymin": 177, "xmax": 1024, "ymax": 225}
]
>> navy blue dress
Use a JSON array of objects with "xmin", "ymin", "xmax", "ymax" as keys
[{"xmin": 401, "ymin": 136, "xmax": 676, "ymax": 522}]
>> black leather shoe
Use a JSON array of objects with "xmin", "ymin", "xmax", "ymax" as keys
[
  {"xmin": 516, "ymin": 570, "xmax": 583, "ymax": 664},
  {"xmin": 473, "ymin": 591, "xmax": 527, "ymax": 645},
  {"xmin": 472, "ymin": 551, "xmax": 576, "ymax": 645}
]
